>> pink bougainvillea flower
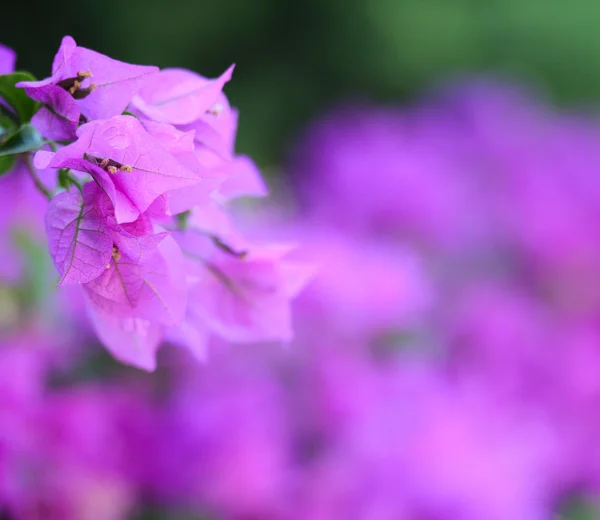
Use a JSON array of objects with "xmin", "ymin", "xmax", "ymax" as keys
[
  {"xmin": 17, "ymin": 35, "xmax": 158, "ymax": 139},
  {"xmin": 138, "ymin": 120, "xmax": 196, "ymax": 155},
  {"xmin": 176, "ymin": 91, "xmax": 237, "ymax": 160},
  {"xmin": 178, "ymin": 91, "xmax": 268, "ymax": 201},
  {"xmin": 173, "ymin": 211, "xmax": 314, "ymax": 347},
  {"xmin": 85, "ymin": 309, "xmax": 163, "ymax": 371},
  {"xmin": 131, "ymin": 63, "xmax": 266, "ymax": 206},
  {"xmin": 45, "ymin": 180, "xmax": 188, "ymax": 371},
  {"xmin": 83, "ymin": 235, "xmax": 187, "ymax": 370},
  {"xmin": 28, "ymin": 85, "xmax": 80, "ymax": 141},
  {"xmin": 34, "ymin": 150, "xmax": 141, "ymax": 224},
  {"xmin": 137, "ymin": 119, "xmax": 228, "ymax": 215},
  {"xmin": 46, "ymin": 181, "xmax": 170, "ymax": 286},
  {"xmin": 160, "ymin": 350, "xmax": 291, "ymax": 517},
  {"xmin": 214, "ymin": 155, "xmax": 268, "ymax": 201},
  {"xmin": 291, "ymin": 229, "xmax": 431, "ymax": 341},
  {"xmin": 37, "ymin": 116, "xmax": 208, "ymax": 223},
  {"xmin": 130, "ymin": 66, "xmax": 234, "ymax": 126},
  {"xmin": 84, "ymin": 234, "xmax": 186, "ymax": 326},
  {"xmin": 1, "ymin": 377, "xmax": 146, "ymax": 519},
  {"xmin": 46, "ymin": 184, "xmax": 114, "ymax": 285},
  {"xmin": 0, "ymin": 43, "xmax": 17, "ymax": 116},
  {"xmin": 5, "ymin": 35, "xmax": 303, "ymax": 375}
]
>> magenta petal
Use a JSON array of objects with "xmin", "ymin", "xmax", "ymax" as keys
[
  {"xmin": 188, "ymin": 198, "xmax": 239, "ymax": 238},
  {"xmin": 131, "ymin": 65, "xmax": 234, "ymax": 125},
  {"xmin": 86, "ymin": 305, "xmax": 162, "ymax": 371},
  {"xmin": 33, "ymin": 150, "xmax": 54, "ymax": 169},
  {"xmin": 279, "ymin": 261, "xmax": 318, "ymax": 298},
  {"xmin": 39, "ymin": 136, "xmax": 141, "ymax": 223},
  {"xmin": 178, "ymin": 118, "xmax": 232, "ymax": 160},
  {"xmin": 139, "ymin": 120, "xmax": 196, "ymax": 154},
  {"xmin": 191, "ymin": 257, "xmax": 295, "ymax": 343},
  {"xmin": 140, "ymin": 235, "xmax": 188, "ymax": 326},
  {"xmin": 76, "ymin": 116, "xmax": 204, "ymax": 218},
  {"xmin": 0, "ymin": 43, "xmax": 16, "ymax": 74},
  {"xmin": 46, "ymin": 186, "xmax": 113, "ymax": 285},
  {"xmin": 84, "ymin": 236, "xmax": 187, "ymax": 327},
  {"xmin": 18, "ymin": 35, "xmax": 157, "ymax": 123},
  {"xmin": 145, "ymin": 195, "xmax": 169, "ymax": 223},
  {"xmin": 179, "ymin": 233, "xmax": 303, "ymax": 343},
  {"xmin": 85, "ymin": 246, "xmax": 160, "ymax": 309},
  {"xmin": 167, "ymin": 177, "xmax": 223, "ymax": 215},
  {"xmin": 51, "ymin": 35, "xmax": 77, "ymax": 76},
  {"xmin": 45, "ymin": 154, "xmax": 141, "ymax": 224},
  {"xmin": 68, "ymin": 46, "xmax": 158, "ymax": 120},
  {"xmin": 114, "ymin": 227, "xmax": 168, "ymax": 267},
  {"xmin": 216, "ymin": 156, "xmax": 268, "ymax": 200},
  {"xmin": 165, "ymin": 320, "xmax": 209, "ymax": 361},
  {"xmin": 25, "ymin": 84, "xmax": 80, "ymax": 141}
]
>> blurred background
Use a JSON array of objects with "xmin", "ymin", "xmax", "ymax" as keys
[{"xmin": 4, "ymin": 0, "xmax": 600, "ymax": 168}]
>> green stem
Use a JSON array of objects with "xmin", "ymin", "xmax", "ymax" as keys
[
  {"xmin": 25, "ymin": 154, "xmax": 52, "ymax": 200},
  {"xmin": 59, "ymin": 168, "xmax": 84, "ymax": 195},
  {"xmin": 70, "ymin": 175, "xmax": 84, "ymax": 195}
]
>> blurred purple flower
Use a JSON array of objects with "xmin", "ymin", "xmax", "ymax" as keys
[{"xmin": 0, "ymin": 43, "xmax": 15, "ymax": 75}]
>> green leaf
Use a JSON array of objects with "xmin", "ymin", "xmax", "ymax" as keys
[
  {"xmin": 0, "ymin": 154, "xmax": 16, "ymax": 175},
  {"xmin": 0, "ymin": 72, "xmax": 40, "ymax": 123},
  {"xmin": 0, "ymin": 124, "xmax": 43, "ymax": 157},
  {"xmin": 0, "ymin": 111, "xmax": 18, "ymax": 145}
]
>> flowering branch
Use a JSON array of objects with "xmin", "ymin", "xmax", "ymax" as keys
[{"xmin": 0, "ymin": 35, "xmax": 311, "ymax": 371}]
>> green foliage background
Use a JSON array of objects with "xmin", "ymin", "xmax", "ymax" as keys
[{"xmin": 4, "ymin": 0, "xmax": 600, "ymax": 168}]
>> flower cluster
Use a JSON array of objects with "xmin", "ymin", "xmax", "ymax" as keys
[{"xmin": 0, "ymin": 37, "xmax": 311, "ymax": 370}]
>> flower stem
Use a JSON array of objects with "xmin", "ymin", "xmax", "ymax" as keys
[{"xmin": 25, "ymin": 154, "xmax": 52, "ymax": 200}]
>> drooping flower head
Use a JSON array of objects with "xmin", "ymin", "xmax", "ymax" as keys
[{"xmin": 0, "ymin": 34, "xmax": 312, "ymax": 370}]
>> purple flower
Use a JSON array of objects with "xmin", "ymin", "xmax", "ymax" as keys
[
  {"xmin": 291, "ymin": 228, "xmax": 431, "ymax": 343},
  {"xmin": 288, "ymin": 103, "xmax": 498, "ymax": 253},
  {"xmin": 46, "ymin": 184, "xmax": 114, "ymax": 285},
  {"xmin": 85, "ymin": 311, "xmax": 163, "ymax": 371},
  {"xmin": 1, "ymin": 381, "xmax": 147, "ymax": 519},
  {"xmin": 0, "ymin": 43, "xmax": 15, "ymax": 74},
  {"xmin": 158, "ymin": 347, "xmax": 292, "ymax": 518},
  {"xmin": 189, "ymin": 92, "xmax": 268, "ymax": 201},
  {"xmin": 45, "ymin": 179, "xmax": 189, "ymax": 369},
  {"xmin": 0, "ymin": 43, "xmax": 17, "ymax": 120},
  {"xmin": 133, "ymin": 67, "xmax": 267, "ymax": 204},
  {"xmin": 37, "ymin": 115, "xmax": 208, "ymax": 223},
  {"xmin": 46, "ymin": 181, "xmax": 166, "ymax": 282},
  {"xmin": 171, "ymin": 204, "xmax": 313, "ymax": 350},
  {"xmin": 130, "ymin": 66, "xmax": 234, "ymax": 126},
  {"xmin": 83, "ymin": 234, "xmax": 187, "ymax": 370},
  {"xmin": 17, "ymin": 36, "xmax": 158, "ymax": 140},
  {"xmin": 215, "ymin": 155, "xmax": 268, "ymax": 202},
  {"xmin": 83, "ymin": 232, "xmax": 184, "ymax": 324},
  {"xmin": 29, "ymin": 85, "xmax": 80, "ymax": 142}
]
